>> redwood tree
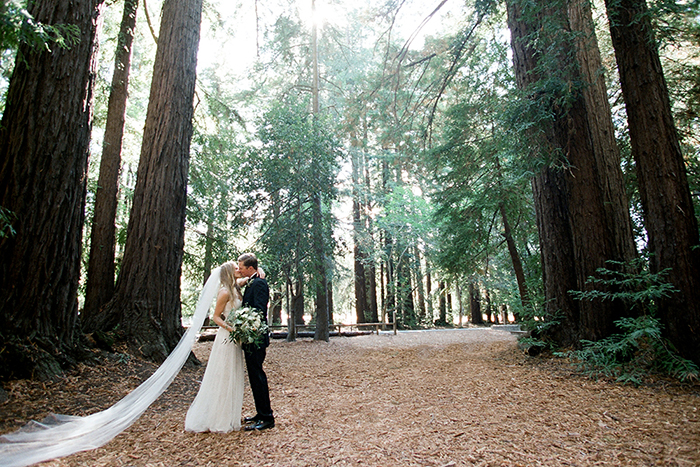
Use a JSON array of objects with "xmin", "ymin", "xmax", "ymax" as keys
[
  {"xmin": 506, "ymin": 0, "xmax": 637, "ymax": 346},
  {"xmin": 82, "ymin": 0, "xmax": 139, "ymax": 333},
  {"xmin": 0, "ymin": 0, "xmax": 104, "ymax": 379},
  {"xmin": 605, "ymin": 0, "xmax": 700, "ymax": 362},
  {"xmin": 101, "ymin": 0, "xmax": 203, "ymax": 361}
]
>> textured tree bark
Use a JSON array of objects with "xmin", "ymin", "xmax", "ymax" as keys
[
  {"xmin": 101, "ymin": 0, "xmax": 203, "ymax": 362},
  {"xmin": 506, "ymin": 0, "xmax": 637, "ymax": 346},
  {"xmin": 0, "ymin": 0, "xmax": 104, "ymax": 379},
  {"xmin": 605, "ymin": 0, "xmax": 700, "ymax": 362},
  {"xmin": 82, "ymin": 0, "xmax": 139, "ymax": 333},
  {"xmin": 567, "ymin": 0, "xmax": 639, "ymax": 336}
]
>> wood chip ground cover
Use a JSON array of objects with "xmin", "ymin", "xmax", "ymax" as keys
[{"xmin": 1, "ymin": 328, "xmax": 699, "ymax": 466}]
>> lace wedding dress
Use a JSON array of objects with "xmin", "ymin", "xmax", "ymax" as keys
[{"xmin": 185, "ymin": 294, "xmax": 245, "ymax": 432}]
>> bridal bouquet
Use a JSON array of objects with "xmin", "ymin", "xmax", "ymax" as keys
[{"xmin": 225, "ymin": 306, "xmax": 269, "ymax": 346}]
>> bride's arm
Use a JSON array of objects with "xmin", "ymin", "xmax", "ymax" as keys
[
  {"xmin": 211, "ymin": 289, "xmax": 233, "ymax": 332},
  {"xmin": 235, "ymin": 267, "xmax": 265, "ymax": 288}
]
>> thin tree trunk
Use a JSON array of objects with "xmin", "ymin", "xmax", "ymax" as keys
[
  {"xmin": 413, "ymin": 245, "xmax": 427, "ymax": 324},
  {"xmin": 499, "ymin": 202, "xmax": 529, "ymax": 316},
  {"xmin": 82, "ymin": 0, "xmax": 139, "ymax": 333},
  {"xmin": 605, "ymin": 0, "xmax": 700, "ymax": 363},
  {"xmin": 438, "ymin": 281, "xmax": 447, "ymax": 324},
  {"xmin": 0, "ymin": 0, "xmax": 104, "ymax": 380},
  {"xmin": 398, "ymin": 254, "xmax": 414, "ymax": 326},
  {"xmin": 102, "ymin": 0, "xmax": 203, "ymax": 362},
  {"xmin": 456, "ymin": 282, "xmax": 463, "ymax": 327},
  {"xmin": 352, "ymin": 145, "xmax": 368, "ymax": 323},
  {"xmin": 364, "ymin": 148, "xmax": 379, "ymax": 323},
  {"xmin": 426, "ymin": 270, "xmax": 433, "ymax": 322}
]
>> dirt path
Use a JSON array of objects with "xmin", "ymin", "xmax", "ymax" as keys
[{"xmin": 2, "ymin": 328, "xmax": 699, "ymax": 466}]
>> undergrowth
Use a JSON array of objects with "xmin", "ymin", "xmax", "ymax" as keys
[{"xmin": 558, "ymin": 260, "xmax": 699, "ymax": 386}]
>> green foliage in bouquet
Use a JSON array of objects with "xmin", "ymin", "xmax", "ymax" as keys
[
  {"xmin": 225, "ymin": 307, "xmax": 269, "ymax": 347},
  {"xmin": 559, "ymin": 259, "xmax": 699, "ymax": 386}
]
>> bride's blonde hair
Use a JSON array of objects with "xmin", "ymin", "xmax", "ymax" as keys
[{"xmin": 219, "ymin": 261, "xmax": 242, "ymax": 299}]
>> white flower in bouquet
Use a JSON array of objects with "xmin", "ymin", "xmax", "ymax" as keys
[{"xmin": 225, "ymin": 306, "xmax": 268, "ymax": 346}]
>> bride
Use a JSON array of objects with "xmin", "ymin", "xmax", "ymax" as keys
[
  {"xmin": 0, "ymin": 262, "xmax": 260, "ymax": 467},
  {"xmin": 185, "ymin": 261, "xmax": 246, "ymax": 432}
]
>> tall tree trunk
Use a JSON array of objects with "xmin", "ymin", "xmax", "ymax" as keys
[
  {"xmin": 446, "ymin": 287, "xmax": 453, "ymax": 323},
  {"xmin": 398, "ymin": 253, "xmax": 414, "ymax": 327},
  {"xmin": 469, "ymin": 281, "xmax": 483, "ymax": 325},
  {"xmin": 426, "ymin": 270, "xmax": 433, "ymax": 323},
  {"xmin": 292, "ymin": 277, "xmax": 305, "ymax": 324},
  {"xmin": 383, "ymin": 231, "xmax": 395, "ymax": 323},
  {"xmin": 352, "ymin": 145, "xmax": 368, "ymax": 323},
  {"xmin": 312, "ymin": 196, "xmax": 329, "ymax": 341},
  {"xmin": 456, "ymin": 282, "xmax": 463, "ymax": 327},
  {"xmin": 0, "ymin": 0, "xmax": 104, "ymax": 380},
  {"xmin": 311, "ymin": 0, "xmax": 329, "ymax": 342},
  {"xmin": 413, "ymin": 245, "xmax": 427, "ymax": 324},
  {"xmin": 271, "ymin": 289, "xmax": 282, "ymax": 325},
  {"xmin": 605, "ymin": 0, "xmax": 700, "ymax": 363},
  {"xmin": 494, "ymin": 156, "xmax": 530, "ymax": 318},
  {"xmin": 101, "ymin": 0, "xmax": 203, "ymax": 362},
  {"xmin": 82, "ymin": 0, "xmax": 139, "ymax": 333},
  {"xmin": 364, "ymin": 149, "xmax": 379, "ymax": 323},
  {"xmin": 438, "ymin": 281, "xmax": 447, "ymax": 324},
  {"xmin": 499, "ymin": 202, "xmax": 529, "ymax": 317},
  {"xmin": 506, "ymin": 0, "xmax": 637, "ymax": 346},
  {"xmin": 567, "ymin": 0, "xmax": 639, "ymax": 336}
]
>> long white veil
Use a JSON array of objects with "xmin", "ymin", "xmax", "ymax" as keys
[{"xmin": 0, "ymin": 267, "xmax": 222, "ymax": 467}]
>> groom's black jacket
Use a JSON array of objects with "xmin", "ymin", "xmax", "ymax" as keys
[{"xmin": 242, "ymin": 275, "xmax": 270, "ymax": 348}]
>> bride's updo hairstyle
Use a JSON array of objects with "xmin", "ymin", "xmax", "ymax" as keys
[{"xmin": 220, "ymin": 261, "xmax": 241, "ymax": 298}]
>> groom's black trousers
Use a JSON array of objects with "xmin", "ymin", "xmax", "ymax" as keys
[{"xmin": 244, "ymin": 346, "xmax": 273, "ymax": 420}]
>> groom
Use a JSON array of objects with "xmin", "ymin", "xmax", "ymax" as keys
[{"xmin": 238, "ymin": 252, "xmax": 275, "ymax": 431}]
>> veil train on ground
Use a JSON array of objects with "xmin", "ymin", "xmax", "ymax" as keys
[{"xmin": 0, "ymin": 267, "xmax": 222, "ymax": 467}]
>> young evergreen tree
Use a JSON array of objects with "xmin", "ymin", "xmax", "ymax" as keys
[
  {"xmin": 238, "ymin": 95, "xmax": 339, "ymax": 341},
  {"xmin": 0, "ymin": 0, "xmax": 103, "ymax": 379}
]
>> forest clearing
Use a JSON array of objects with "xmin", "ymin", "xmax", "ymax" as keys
[{"xmin": 1, "ymin": 328, "xmax": 698, "ymax": 467}]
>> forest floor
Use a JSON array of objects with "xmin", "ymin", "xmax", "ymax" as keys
[{"xmin": 1, "ymin": 327, "xmax": 700, "ymax": 467}]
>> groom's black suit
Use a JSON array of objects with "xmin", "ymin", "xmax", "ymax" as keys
[{"xmin": 241, "ymin": 274, "xmax": 273, "ymax": 422}]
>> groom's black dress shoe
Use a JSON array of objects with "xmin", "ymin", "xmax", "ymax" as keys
[
  {"xmin": 243, "ymin": 416, "xmax": 261, "ymax": 424},
  {"xmin": 244, "ymin": 419, "xmax": 275, "ymax": 431}
]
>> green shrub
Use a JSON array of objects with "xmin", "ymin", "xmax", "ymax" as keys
[{"xmin": 558, "ymin": 259, "xmax": 699, "ymax": 386}]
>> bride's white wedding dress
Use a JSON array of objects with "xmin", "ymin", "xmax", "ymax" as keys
[
  {"xmin": 185, "ymin": 294, "xmax": 245, "ymax": 432},
  {"xmin": 0, "ymin": 267, "xmax": 226, "ymax": 467}
]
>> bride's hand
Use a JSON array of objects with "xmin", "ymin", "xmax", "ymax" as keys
[{"xmin": 257, "ymin": 267, "xmax": 266, "ymax": 279}]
